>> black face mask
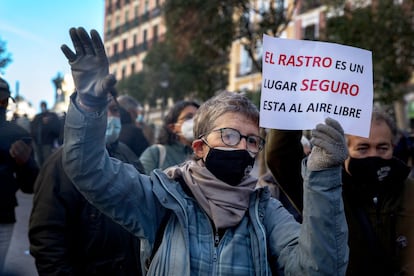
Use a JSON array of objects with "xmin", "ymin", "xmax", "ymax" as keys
[
  {"xmin": 345, "ymin": 156, "xmax": 410, "ymax": 201},
  {"xmin": 204, "ymin": 147, "xmax": 255, "ymax": 186}
]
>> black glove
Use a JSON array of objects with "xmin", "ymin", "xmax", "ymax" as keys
[
  {"xmin": 307, "ymin": 117, "xmax": 348, "ymax": 171},
  {"xmin": 61, "ymin": 27, "xmax": 116, "ymax": 109}
]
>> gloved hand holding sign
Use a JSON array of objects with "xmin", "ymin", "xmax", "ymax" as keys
[{"xmin": 307, "ymin": 117, "xmax": 348, "ymax": 171}]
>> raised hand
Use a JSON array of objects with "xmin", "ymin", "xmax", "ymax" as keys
[
  {"xmin": 61, "ymin": 27, "xmax": 116, "ymax": 109},
  {"xmin": 307, "ymin": 117, "xmax": 348, "ymax": 171}
]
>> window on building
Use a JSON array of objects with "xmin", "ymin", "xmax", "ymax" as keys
[
  {"xmin": 116, "ymin": 15, "xmax": 120, "ymax": 28},
  {"xmin": 134, "ymin": 4, "xmax": 139, "ymax": 18},
  {"xmin": 133, "ymin": 33, "xmax": 137, "ymax": 46},
  {"xmin": 144, "ymin": 0, "xmax": 149, "ymax": 13},
  {"xmin": 106, "ymin": 19, "xmax": 111, "ymax": 33},
  {"xmin": 123, "ymin": 38, "xmax": 128, "ymax": 51},
  {"xmin": 303, "ymin": 24, "xmax": 317, "ymax": 40},
  {"xmin": 125, "ymin": 10, "xmax": 129, "ymax": 24},
  {"xmin": 114, "ymin": 43, "xmax": 118, "ymax": 55},
  {"xmin": 239, "ymin": 46, "xmax": 252, "ymax": 75},
  {"xmin": 153, "ymin": 25, "xmax": 158, "ymax": 44},
  {"xmin": 143, "ymin": 29, "xmax": 148, "ymax": 49},
  {"xmin": 131, "ymin": 62, "xmax": 136, "ymax": 74}
]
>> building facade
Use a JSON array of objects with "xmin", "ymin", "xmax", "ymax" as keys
[
  {"xmin": 104, "ymin": 0, "xmax": 166, "ymax": 81},
  {"xmin": 102, "ymin": 0, "xmax": 330, "ymax": 98}
]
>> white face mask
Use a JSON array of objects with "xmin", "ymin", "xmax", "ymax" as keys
[
  {"xmin": 180, "ymin": 118, "xmax": 194, "ymax": 142},
  {"xmin": 105, "ymin": 116, "xmax": 122, "ymax": 144}
]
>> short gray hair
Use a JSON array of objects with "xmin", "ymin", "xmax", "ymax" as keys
[
  {"xmin": 193, "ymin": 91, "xmax": 259, "ymax": 138},
  {"xmin": 371, "ymin": 108, "xmax": 397, "ymax": 143},
  {"xmin": 117, "ymin": 95, "xmax": 142, "ymax": 111}
]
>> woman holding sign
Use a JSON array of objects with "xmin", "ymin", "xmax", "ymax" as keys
[{"xmin": 59, "ymin": 27, "xmax": 349, "ymax": 275}]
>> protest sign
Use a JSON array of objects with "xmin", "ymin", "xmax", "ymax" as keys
[{"xmin": 260, "ymin": 34, "xmax": 373, "ymax": 137}]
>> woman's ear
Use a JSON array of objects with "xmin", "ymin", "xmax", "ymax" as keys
[{"xmin": 192, "ymin": 139, "xmax": 206, "ymax": 159}]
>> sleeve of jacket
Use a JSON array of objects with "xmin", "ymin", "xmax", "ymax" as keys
[
  {"xmin": 265, "ymin": 129, "xmax": 304, "ymax": 211},
  {"xmin": 29, "ymin": 149, "xmax": 78, "ymax": 275},
  {"xmin": 62, "ymin": 93, "xmax": 162, "ymax": 243},
  {"xmin": 265, "ymin": 165, "xmax": 349, "ymax": 275}
]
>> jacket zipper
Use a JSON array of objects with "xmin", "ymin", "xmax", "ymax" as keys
[
  {"xmin": 255, "ymin": 192, "xmax": 269, "ymax": 275},
  {"xmin": 211, "ymin": 225, "xmax": 219, "ymax": 275},
  {"xmin": 214, "ymin": 230, "xmax": 220, "ymax": 247}
]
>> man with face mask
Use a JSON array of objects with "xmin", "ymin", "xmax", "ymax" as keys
[
  {"xmin": 29, "ymin": 97, "xmax": 145, "ymax": 275},
  {"xmin": 266, "ymin": 109, "xmax": 414, "ymax": 275}
]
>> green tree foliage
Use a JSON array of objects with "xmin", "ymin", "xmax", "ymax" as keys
[
  {"xmin": 235, "ymin": 0, "xmax": 297, "ymax": 72},
  {"xmin": 323, "ymin": 0, "xmax": 414, "ymax": 104},
  {"xmin": 0, "ymin": 37, "xmax": 12, "ymax": 74},
  {"xmin": 161, "ymin": 0, "xmax": 235, "ymax": 100},
  {"xmin": 117, "ymin": 1, "xmax": 297, "ymax": 103},
  {"xmin": 116, "ymin": 72, "xmax": 150, "ymax": 104}
]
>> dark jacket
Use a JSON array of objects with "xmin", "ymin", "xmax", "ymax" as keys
[
  {"xmin": 265, "ymin": 129, "xmax": 414, "ymax": 275},
  {"xmin": 30, "ymin": 110, "xmax": 61, "ymax": 146},
  {"xmin": 342, "ymin": 167, "xmax": 413, "ymax": 275},
  {"xmin": 29, "ymin": 143, "xmax": 144, "ymax": 276},
  {"xmin": 0, "ymin": 111, "xmax": 38, "ymax": 223},
  {"xmin": 118, "ymin": 123, "xmax": 149, "ymax": 158},
  {"xmin": 119, "ymin": 107, "xmax": 149, "ymax": 158}
]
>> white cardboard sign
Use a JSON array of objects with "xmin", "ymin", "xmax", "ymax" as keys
[{"xmin": 260, "ymin": 34, "xmax": 373, "ymax": 137}]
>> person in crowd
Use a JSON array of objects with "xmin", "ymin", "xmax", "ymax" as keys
[
  {"xmin": 15, "ymin": 113, "xmax": 31, "ymax": 133},
  {"xmin": 117, "ymin": 94, "xmax": 155, "ymax": 145},
  {"xmin": 0, "ymin": 77, "xmax": 38, "ymax": 273},
  {"xmin": 139, "ymin": 100, "xmax": 200, "ymax": 174},
  {"xmin": 57, "ymin": 111, "xmax": 66, "ymax": 145},
  {"xmin": 29, "ymin": 97, "xmax": 144, "ymax": 276},
  {"xmin": 30, "ymin": 100, "xmax": 61, "ymax": 166},
  {"xmin": 58, "ymin": 27, "xmax": 349, "ymax": 275},
  {"xmin": 393, "ymin": 128, "xmax": 414, "ymax": 165},
  {"xmin": 266, "ymin": 109, "xmax": 414, "ymax": 275},
  {"xmin": 118, "ymin": 104, "xmax": 149, "ymax": 158}
]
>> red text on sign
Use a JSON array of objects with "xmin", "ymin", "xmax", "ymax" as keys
[
  {"xmin": 278, "ymin": 54, "xmax": 333, "ymax": 68},
  {"xmin": 300, "ymin": 79, "xmax": 359, "ymax": 96}
]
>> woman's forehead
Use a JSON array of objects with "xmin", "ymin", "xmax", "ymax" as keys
[{"xmin": 213, "ymin": 112, "xmax": 259, "ymax": 133}]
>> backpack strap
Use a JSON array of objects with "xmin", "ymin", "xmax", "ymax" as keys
[
  {"xmin": 156, "ymin": 144, "xmax": 166, "ymax": 168},
  {"xmin": 145, "ymin": 210, "xmax": 171, "ymax": 271}
]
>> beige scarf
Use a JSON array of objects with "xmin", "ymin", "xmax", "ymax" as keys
[{"xmin": 165, "ymin": 160, "xmax": 257, "ymax": 229}]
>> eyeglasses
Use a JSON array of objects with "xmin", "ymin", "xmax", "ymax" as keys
[{"xmin": 202, "ymin": 127, "xmax": 265, "ymax": 153}]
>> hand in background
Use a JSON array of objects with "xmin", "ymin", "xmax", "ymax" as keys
[{"xmin": 10, "ymin": 140, "xmax": 32, "ymax": 165}]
